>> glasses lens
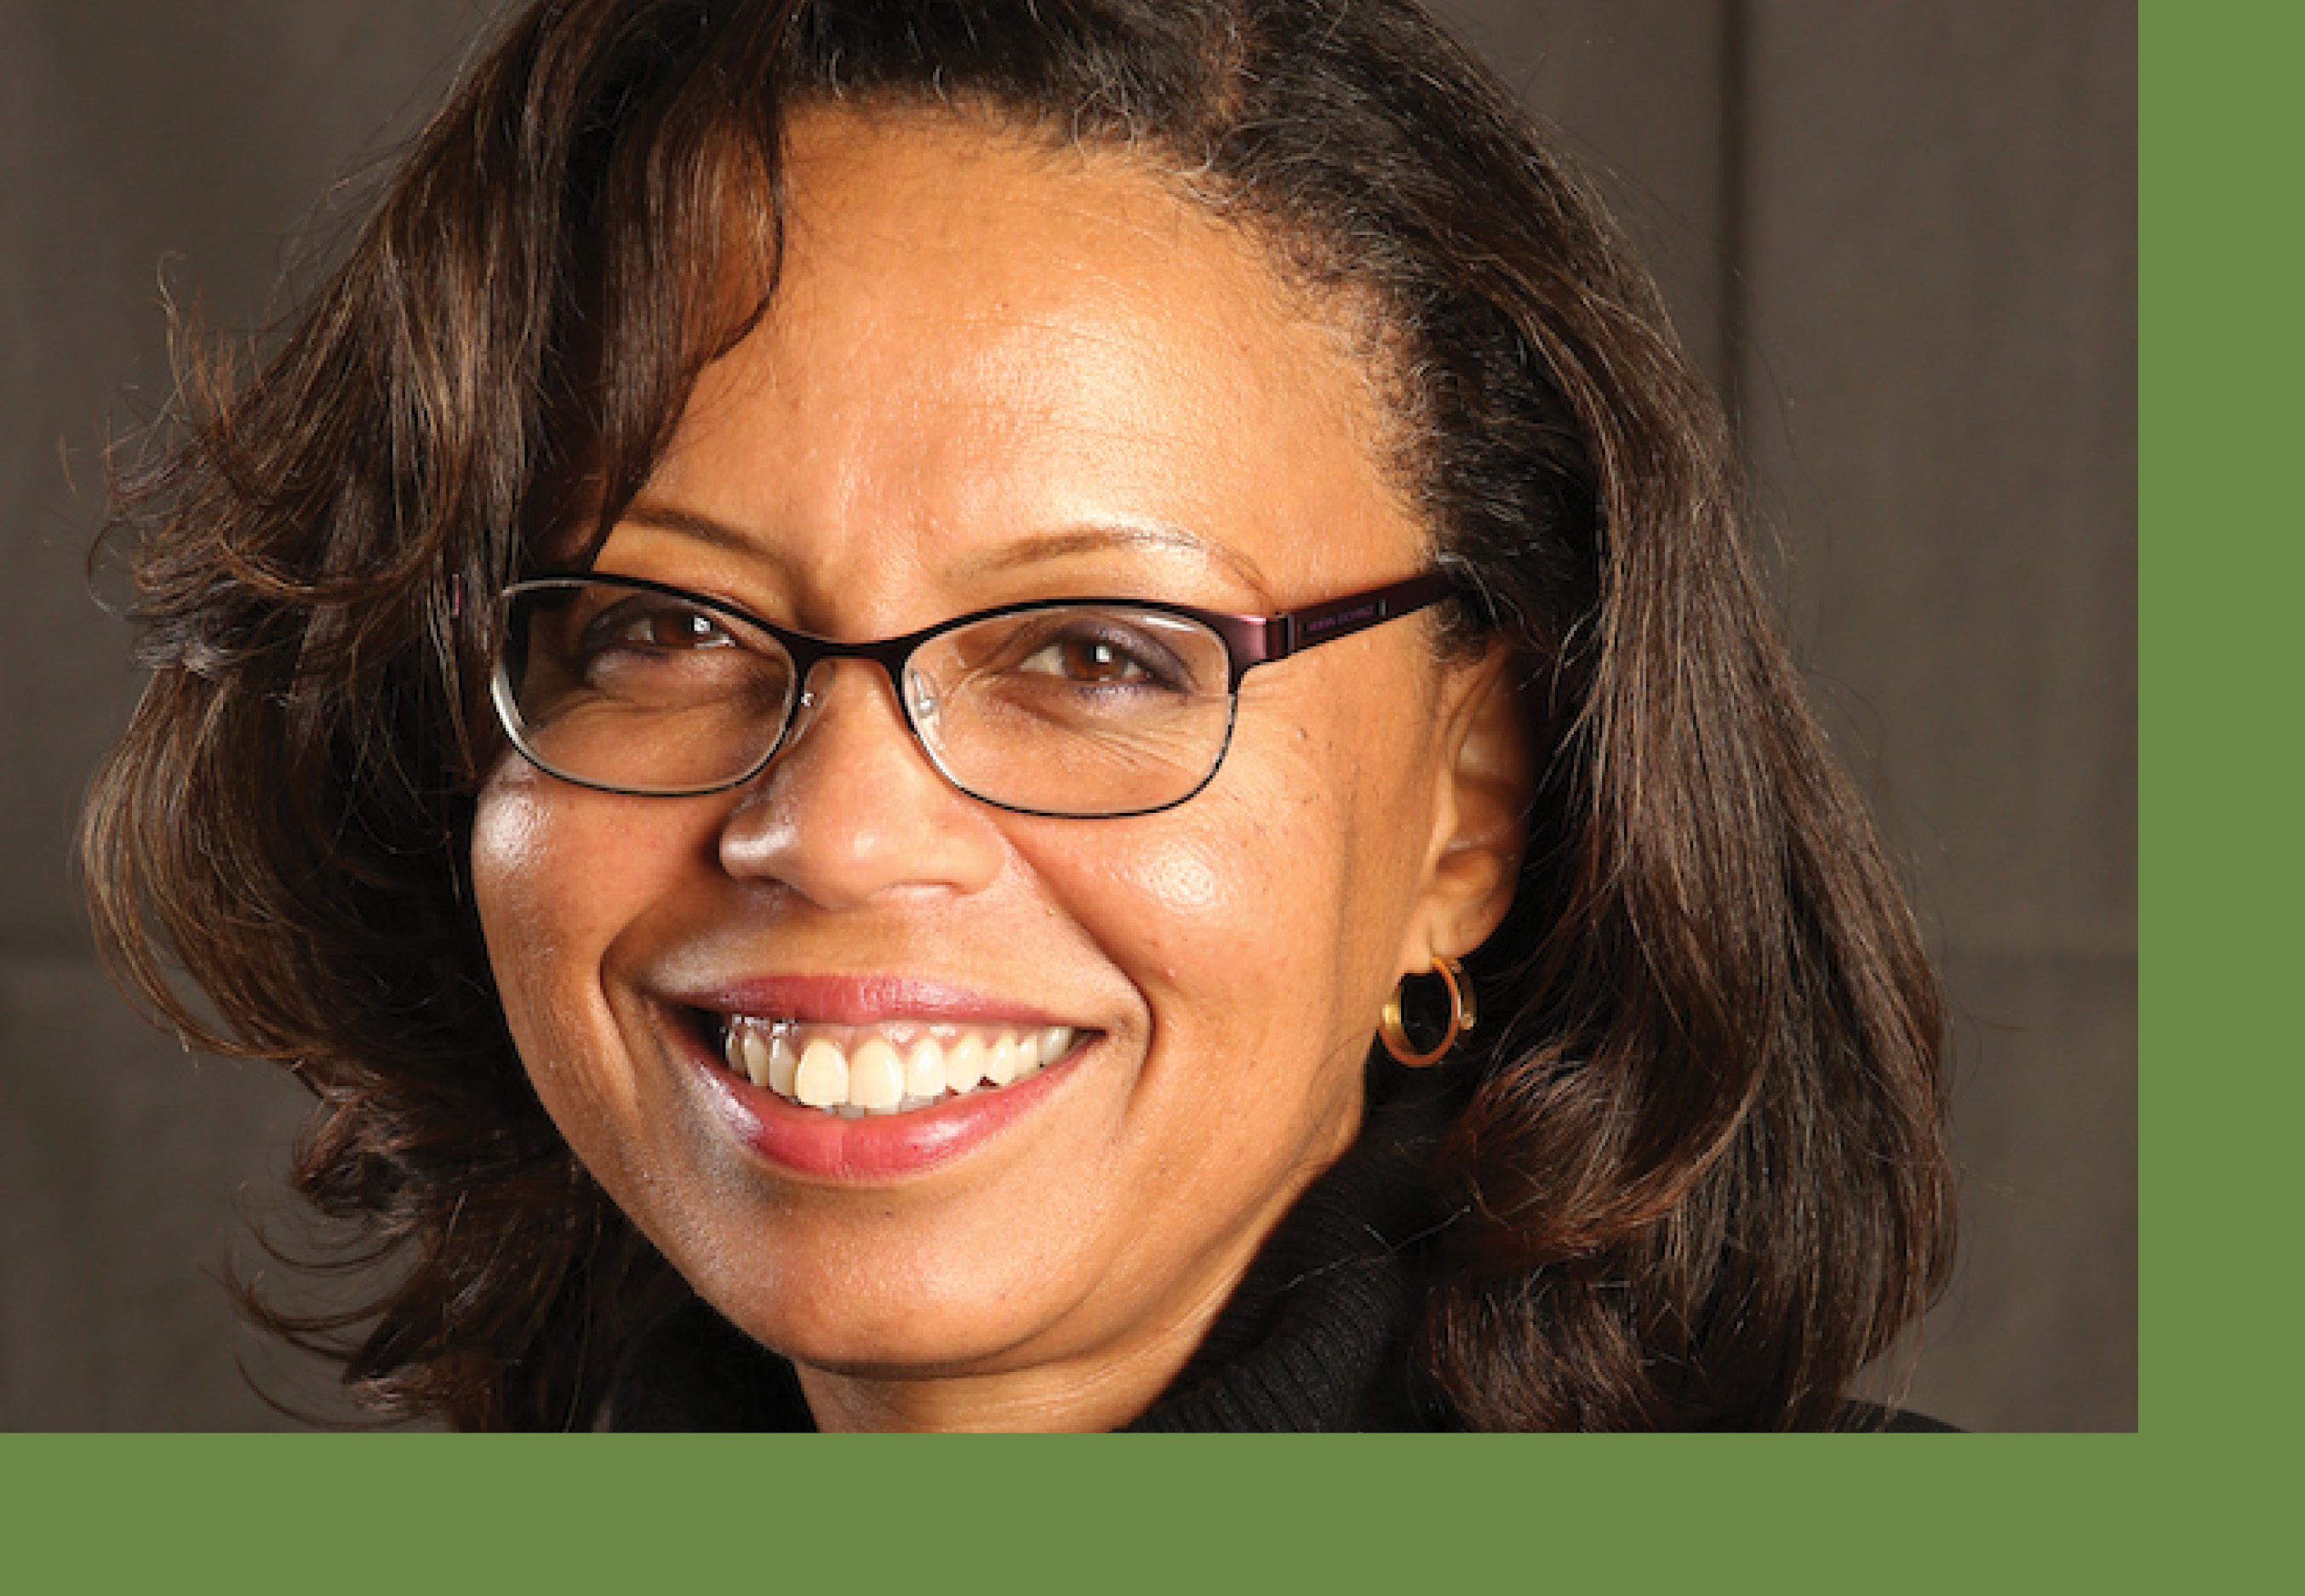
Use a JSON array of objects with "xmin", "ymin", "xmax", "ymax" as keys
[
  {"xmin": 911, "ymin": 605, "xmax": 1237, "ymax": 816},
  {"xmin": 496, "ymin": 581, "xmax": 797, "ymax": 794}
]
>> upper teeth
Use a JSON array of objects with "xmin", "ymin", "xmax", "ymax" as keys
[{"xmin": 721, "ymin": 1019, "xmax": 1077, "ymax": 1115}]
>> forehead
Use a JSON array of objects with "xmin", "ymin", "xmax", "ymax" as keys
[{"xmin": 626, "ymin": 105, "xmax": 1421, "ymax": 611}]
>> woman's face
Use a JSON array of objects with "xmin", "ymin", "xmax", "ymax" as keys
[{"xmin": 472, "ymin": 107, "xmax": 1518, "ymax": 1430}]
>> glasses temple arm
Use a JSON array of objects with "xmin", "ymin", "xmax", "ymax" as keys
[{"xmin": 1271, "ymin": 570, "xmax": 1460, "ymax": 659}]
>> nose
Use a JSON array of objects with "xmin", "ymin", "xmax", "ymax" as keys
[{"xmin": 718, "ymin": 657, "xmax": 1005, "ymax": 908}]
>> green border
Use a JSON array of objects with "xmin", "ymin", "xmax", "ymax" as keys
[
  {"xmin": 0, "ymin": 1434, "xmax": 2191, "ymax": 1587},
  {"xmin": 2140, "ymin": 0, "xmax": 2296, "ymax": 1479},
  {"xmin": 8, "ymin": 3, "xmax": 2275, "ymax": 1588}
]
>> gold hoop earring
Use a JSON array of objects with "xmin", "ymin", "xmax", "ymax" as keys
[{"xmin": 1379, "ymin": 954, "xmax": 1475, "ymax": 1068}]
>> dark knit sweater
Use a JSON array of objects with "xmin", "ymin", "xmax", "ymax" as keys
[{"xmin": 606, "ymin": 1075, "xmax": 1956, "ymax": 1432}]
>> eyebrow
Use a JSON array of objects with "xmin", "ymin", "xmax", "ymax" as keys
[
  {"xmin": 615, "ymin": 500, "xmax": 1273, "ymax": 599},
  {"xmin": 948, "ymin": 524, "xmax": 1272, "ymax": 598},
  {"xmin": 617, "ymin": 501, "xmax": 773, "ymax": 560}
]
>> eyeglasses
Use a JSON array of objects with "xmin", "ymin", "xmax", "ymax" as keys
[{"xmin": 489, "ymin": 569, "xmax": 1457, "ymax": 818}]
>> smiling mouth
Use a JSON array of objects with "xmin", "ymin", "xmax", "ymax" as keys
[{"xmin": 707, "ymin": 1015, "xmax": 1083, "ymax": 1118}]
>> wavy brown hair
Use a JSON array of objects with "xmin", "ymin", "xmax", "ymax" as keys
[{"xmin": 83, "ymin": 0, "xmax": 1952, "ymax": 1430}]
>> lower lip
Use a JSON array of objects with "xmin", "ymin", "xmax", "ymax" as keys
[{"xmin": 683, "ymin": 1029, "xmax": 1085, "ymax": 1181}]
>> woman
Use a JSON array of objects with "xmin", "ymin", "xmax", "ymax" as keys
[{"xmin": 83, "ymin": 0, "xmax": 1953, "ymax": 1430}]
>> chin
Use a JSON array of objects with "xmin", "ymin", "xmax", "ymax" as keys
[{"xmin": 689, "ymin": 1228, "xmax": 1100, "ymax": 1379}]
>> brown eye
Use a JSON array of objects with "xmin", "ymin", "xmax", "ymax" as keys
[
  {"xmin": 562, "ymin": 595, "xmax": 742, "ymax": 690},
  {"xmin": 568, "ymin": 595, "xmax": 736, "ymax": 657},
  {"xmin": 632, "ymin": 606, "xmax": 732, "ymax": 649},
  {"xmin": 1004, "ymin": 618, "xmax": 1193, "ymax": 693},
  {"xmin": 1044, "ymin": 635, "xmax": 1147, "ymax": 684}
]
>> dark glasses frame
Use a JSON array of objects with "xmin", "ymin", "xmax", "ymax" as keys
[{"xmin": 491, "ymin": 568, "xmax": 1460, "ymax": 816}]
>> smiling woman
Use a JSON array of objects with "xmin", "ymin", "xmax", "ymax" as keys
[{"xmin": 83, "ymin": 0, "xmax": 1953, "ymax": 1431}]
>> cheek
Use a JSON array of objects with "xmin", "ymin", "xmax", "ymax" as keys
[
  {"xmin": 469, "ymin": 772, "xmax": 563, "ymax": 1025},
  {"xmin": 468, "ymin": 764, "xmax": 664, "ymax": 1138},
  {"xmin": 1127, "ymin": 694, "xmax": 1439, "ymax": 1019},
  {"xmin": 1058, "ymin": 758, "xmax": 1372, "ymax": 1055},
  {"xmin": 1097, "ymin": 844, "xmax": 1225, "ymax": 986},
  {"xmin": 471, "ymin": 758, "xmax": 712, "ymax": 974},
  {"xmin": 471, "ymin": 766, "xmax": 596, "ymax": 1011}
]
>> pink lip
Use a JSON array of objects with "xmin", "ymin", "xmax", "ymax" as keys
[
  {"xmin": 661, "ymin": 974, "xmax": 1091, "ymax": 1181},
  {"xmin": 681, "ymin": 1021, "xmax": 1084, "ymax": 1181},
  {"xmin": 678, "ymin": 974, "xmax": 1072, "ymax": 1029}
]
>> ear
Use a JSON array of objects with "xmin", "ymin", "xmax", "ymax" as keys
[{"xmin": 1398, "ymin": 639, "xmax": 1533, "ymax": 977}]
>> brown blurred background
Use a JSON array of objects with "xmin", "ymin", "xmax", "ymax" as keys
[{"xmin": 0, "ymin": 1, "xmax": 2136, "ymax": 1429}]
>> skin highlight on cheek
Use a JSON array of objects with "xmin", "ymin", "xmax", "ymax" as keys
[
  {"xmin": 1124, "ymin": 845, "xmax": 1225, "ymax": 919},
  {"xmin": 473, "ymin": 763, "xmax": 667, "ymax": 1151}
]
